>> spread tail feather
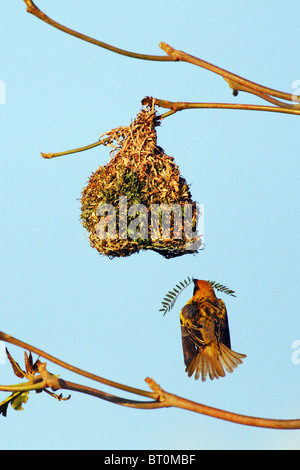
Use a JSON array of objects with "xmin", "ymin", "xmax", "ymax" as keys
[{"xmin": 185, "ymin": 343, "xmax": 246, "ymax": 382}]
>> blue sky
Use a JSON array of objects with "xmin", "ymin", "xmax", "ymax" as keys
[{"xmin": 1, "ymin": 0, "xmax": 300, "ymax": 450}]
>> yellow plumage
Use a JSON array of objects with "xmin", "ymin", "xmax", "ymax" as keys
[{"xmin": 180, "ymin": 279, "xmax": 246, "ymax": 382}]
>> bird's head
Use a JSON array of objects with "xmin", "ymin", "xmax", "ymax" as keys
[{"xmin": 193, "ymin": 279, "xmax": 216, "ymax": 301}]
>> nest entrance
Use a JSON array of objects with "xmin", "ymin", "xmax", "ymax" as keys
[{"xmin": 81, "ymin": 106, "xmax": 201, "ymax": 259}]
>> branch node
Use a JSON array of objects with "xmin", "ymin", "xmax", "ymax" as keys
[
  {"xmin": 38, "ymin": 362, "xmax": 61, "ymax": 391},
  {"xmin": 145, "ymin": 377, "xmax": 165, "ymax": 402},
  {"xmin": 24, "ymin": 0, "xmax": 38, "ymax": 14},
  {"xmin": 159, "ymin": 42, "xmax": 180, "ymax": 61},
  {"xmin": 223, "ymin": 77, "xmax": 240, "ymax": 96}
]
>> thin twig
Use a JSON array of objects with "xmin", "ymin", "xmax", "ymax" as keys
[
  {"xmin": 0, "ymin": 379, "xmax": 44, "ymax": 393},
  {"xmin": 41, "ymin": 139, "xmax": 104, "ymax": 159},
  {"xmin": 22, "ymin": 1, "xmax": 173, "ymax": 62},
  {"xmin": 148, "ymin": 98, "xmax": 300, "ymax": 118},
  {"xmin": 40, "ymin": 93, "xmax": 300, "ymax": 160},
  {"xmin": 57, "ymin": 379, "xmax": 165, "ymax": 409},
  {"xmin": 0, "ymin": 331, "xmax": 156, "ymax": 400},
  {"xmin": 159, "ymin": 42, "xmax": 300, "ymax": 105}
]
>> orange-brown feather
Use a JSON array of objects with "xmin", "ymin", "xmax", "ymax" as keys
[{"xmin": 180, "ymin": 279, "xmax": 246, "ymax": 381}]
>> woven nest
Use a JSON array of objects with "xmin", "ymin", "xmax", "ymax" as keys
[{"xmin": 80, "ymin": 106, "xmax": 201, "ymax": 259}]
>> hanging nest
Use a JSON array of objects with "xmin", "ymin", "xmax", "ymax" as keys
[{"xmin": 80, "ymin": 106, "xmax": 202, "ymax": 259}]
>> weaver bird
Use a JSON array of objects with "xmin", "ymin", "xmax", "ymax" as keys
[{"xmin": 180, "ymin": 279, "xmax": 246, "ymax": 382}]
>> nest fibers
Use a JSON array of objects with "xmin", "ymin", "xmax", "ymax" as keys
[{"xmin": 80, "ymin": 106, "xmax": 202, "ymax": 259}]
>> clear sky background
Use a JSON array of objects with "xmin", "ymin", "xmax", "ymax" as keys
[{"xmin": 1, "ymin": 0, "xmax": 300, "ymax": 450}]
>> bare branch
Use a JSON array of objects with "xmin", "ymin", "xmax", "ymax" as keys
[
  {"xmin": 0, "ymin": 331, "xmax": 157, "ymax": 400},
  {"xmin": 145, "ymin": 378, "xmax": 300, "ymax": 430},
  {"xmin": 41, "ymin": 139, "xmax": 107, "ymax": 160},
  {"xmin": 21, "ymin": 0, "xmax": 300, "ymax": 160},
  {"xmin": 142, "ymin": 97, "xmax": 300, "ymax": 118},
  {"xmin": 22, "ymin": 1, "xmax": 173, "ymax": 62},
  {"xmin": 159, "ymin": 42, "xmax": 300, "ymax": 105},
  {"xmin": 21, "ymin": 2, "xmax": 300, "ymax": 109},
  {"xmin": 56, "ymin": 379, "xmax": 165, "ymax": 410},
  {"xmin": 1, "ymin": 331, "xmax": 300, "ymax": 429},
  {"xmin": 22, "ymin": 3, "xmax": 299, "ymax": 107}
]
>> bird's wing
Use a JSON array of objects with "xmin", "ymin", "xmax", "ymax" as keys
[
  {"xmin": 181, "ymin": 325, "xmax": 197, "ymax": 367},
  {"xmin": 180, "ymin": 300, "xmax": 198, "ymax": 319},
  {"xmin": 214, "ymin": 299, "xmax": 231, "ymax": 348},
  {"xmin": 180, "ymin": 301, "xmax": 204, "ymax": 366}
]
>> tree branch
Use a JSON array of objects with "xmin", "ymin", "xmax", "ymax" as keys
[
  {"xmin": 41, "ymin": 138, "xmax": 108, "ymax": 160},
  {"xmin": 146, "ymin": 378, "xmax": 300, "ymax": 430},
  {"xmin": 142, "ymin": 97, "xmax": 300, "ymax": 119},
  {"xmin": 1, "ymin": 331, "xmax": 300, "ymax": 429},
  {"xmin": 0, "ymin": 331, "xmax": 156, "ymax": 400},
  {"xmin": 159, "ymin": 42, "xmax": 300, "ymax": 105},
  {"xmin": 22, "ymin": 0, "xmax": 173, "ymax": 62},
  {"xmin": 21, "ymin": 1, "xmax": 300, "ymax": 109},
  {"xmin": 56, "ymin": 379, "xmax": 165, "ymax": 410},
  {"xmin": 21, "ymin": 1, "xmax": 300, "ymax": 163},
  {"xmin": 41, "ymin": 94, "xmax": 300, "ymax": 160}
]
